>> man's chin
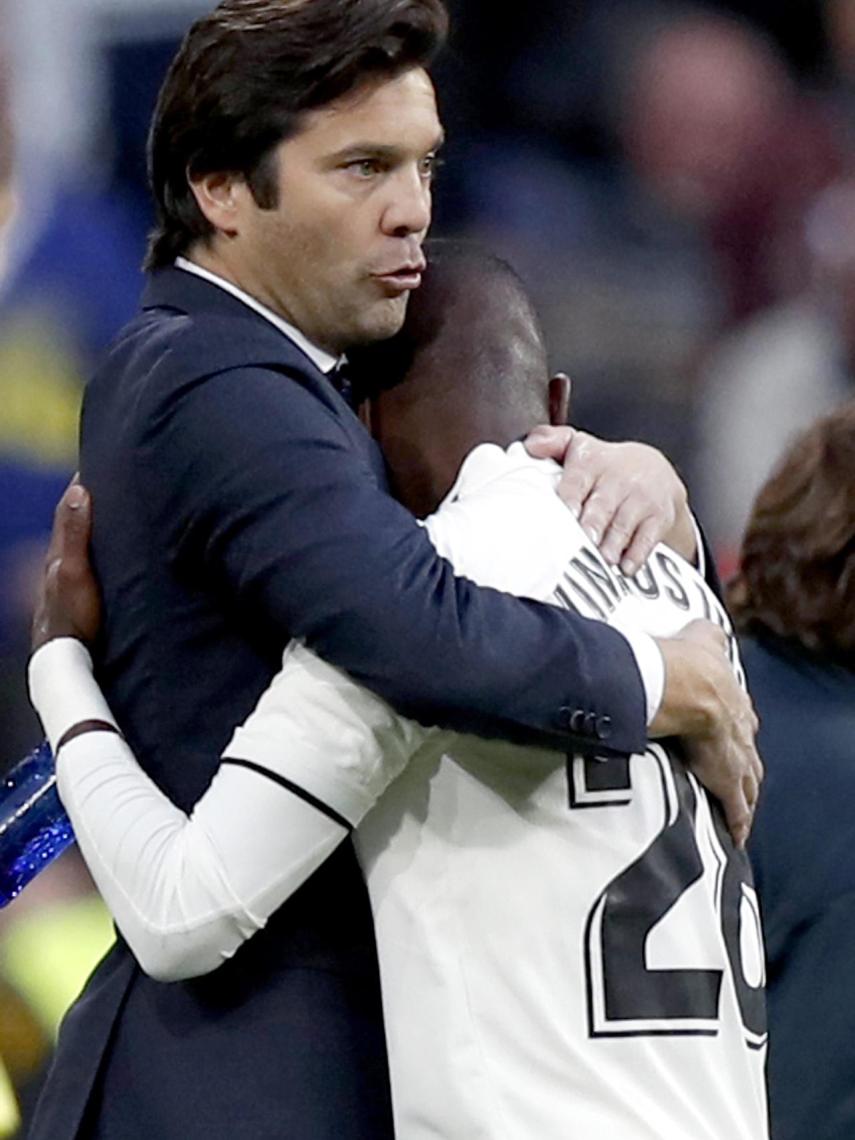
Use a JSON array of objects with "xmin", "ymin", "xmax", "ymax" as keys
[{"xmin": 349, "ymin": 296, "xmax": 410, "ymax": 346}]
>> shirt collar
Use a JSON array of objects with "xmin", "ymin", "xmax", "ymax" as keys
[{"xmin": 175, "ymin": 256, "xmax": 341, "ymax": 375}]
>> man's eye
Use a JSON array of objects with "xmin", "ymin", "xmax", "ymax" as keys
[
  {"xmin": 420, "ymin": 153, "xmax": 444, "ymax": 180},
  {"xmin": 348, "ymin": 159, "xmax": 381, "ymax": 178}
]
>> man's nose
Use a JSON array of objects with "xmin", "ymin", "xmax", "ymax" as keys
[{"xmin": 381, "ymin": 165, "xmax": 431, "ymax": 237}]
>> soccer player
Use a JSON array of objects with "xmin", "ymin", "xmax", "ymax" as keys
[{"xmin": 30, "ymin": 246, "xmax": 767, "ymax": 1139}]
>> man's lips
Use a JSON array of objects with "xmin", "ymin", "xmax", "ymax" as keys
[{"xmin": 372, "ymin": 260, "xmax": 426, "ymax": 291}]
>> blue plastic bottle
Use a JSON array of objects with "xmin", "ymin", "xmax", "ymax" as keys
[{"xmin": 0, "ymin": 740, "xmax": 76, "ymax": 907}]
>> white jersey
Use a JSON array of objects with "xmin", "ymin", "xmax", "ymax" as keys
[
  {"xmin": 355, "ymin": 443, "xmax": 768, "ymax": 1140},
  {"xmin": 34, "ymin": 442, "xmax": 768, "ymax": 1139}
]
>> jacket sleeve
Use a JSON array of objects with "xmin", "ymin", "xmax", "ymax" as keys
[{"xmin": 137, "ymin": 363, "xmax": 646, "ymax": 754}]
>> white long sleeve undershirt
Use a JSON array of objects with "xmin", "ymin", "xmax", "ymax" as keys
[{"xmin": 30, "ymin": 638, "xmax": 427, "ymax": 981}]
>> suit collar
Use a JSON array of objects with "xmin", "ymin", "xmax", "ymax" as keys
[
  {"xmin": 143, "ymin": 264, "xmax": 255, "ymax": 320},
  {"xmin": 143, "ymin": 266, "xmax": 331, "ymax": 379},
  {"xmin": 173, "ymin": 258, "xmax": 340, "ymax": 374},
  {"xmin": 142, "ymin": 262, "xmax": 272, "ymax": 326}
]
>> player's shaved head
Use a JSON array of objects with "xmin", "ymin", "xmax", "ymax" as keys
[{"xmin": 356, "ymin": 242, "xmax": 569, "ymax": 516}]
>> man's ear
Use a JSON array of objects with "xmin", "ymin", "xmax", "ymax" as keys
[
  {"xmin": 188, "ymin": 169, "xmax": 246, "ymax": 238},
  {"xmin": 548, "ymin": 373, "xmax": 571, "ymax": 427}
]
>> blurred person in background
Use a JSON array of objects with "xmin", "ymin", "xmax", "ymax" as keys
[
  {"xmin": 728, "ymin": 402, "xmax": 855, "ymax": 1140},
  {"xmin": 697, "ymin": 178, "xmax": 855, "ymax": 570},
  {"xmin": 618, "ymin": 8, "xmax": 836, "ymax": 322},
  {"xmin": 448, "ymin": 1, "xmax": 839, "ymax": 483}
]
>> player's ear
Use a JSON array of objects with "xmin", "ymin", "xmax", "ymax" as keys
[{"xmin": 548, "ymin": 373, "xmax": 571, "ymax": 427}]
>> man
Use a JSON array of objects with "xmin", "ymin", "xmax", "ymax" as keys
[
  {"xmin": 29, "ymin": 246, "xmax": 766, "ymax": 1138},
  {"xmin": 29, "ymin": 1, "xmax": 759, "ymax": 1135}
]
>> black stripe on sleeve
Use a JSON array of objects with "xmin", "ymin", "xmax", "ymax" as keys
[
  {"xmin": 221, "ymin": 757, "xmax": 353, "ymax": 832},
  {"xmin": 57, "ymin": 721, "xmax": 123, "ymax": 753}
]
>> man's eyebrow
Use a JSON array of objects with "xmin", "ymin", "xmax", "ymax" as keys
[{"xmin": 328, "ymin": 132, "xmax": 446, "ymax": 163}]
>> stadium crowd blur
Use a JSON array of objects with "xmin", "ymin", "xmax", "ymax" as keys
[{"xmin": 0, "ymin": 0, "xmax": 853, "ymax": 1131}]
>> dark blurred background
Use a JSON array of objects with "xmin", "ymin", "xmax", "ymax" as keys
[{"xmin": 0, "ymin": 1, "xmax": 852, "ymax": 1126}]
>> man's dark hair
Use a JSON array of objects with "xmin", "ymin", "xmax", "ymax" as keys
[
  {"xmin": 145, "ymin": 0, "xmax": 448, "ymax": 270},
  {"xmin": 728, "ymin": 401, "xmax": 855, "ymax": 667}
]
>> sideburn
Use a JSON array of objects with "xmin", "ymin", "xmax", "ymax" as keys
[{"xmin": 246, "ymin": 150, "xmax": 281, "ymax": 211}]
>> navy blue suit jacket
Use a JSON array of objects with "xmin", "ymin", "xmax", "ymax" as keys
[
  {"xmin": 745, "ymin": 635, "xmax": 855, "ymax": 1140},
  {"xmin": 32, "ymin": 267, "xmax": 647, "ymax": 1139}
]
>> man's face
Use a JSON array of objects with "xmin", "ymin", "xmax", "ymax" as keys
[{"xmin": 232, "ymin": 67, "xmax": 442, "ymax": 354}]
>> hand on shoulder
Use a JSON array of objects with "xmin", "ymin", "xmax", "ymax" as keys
[{"xmin": 524, "ymin": 426, "xmax": 695, "ymax": 574}]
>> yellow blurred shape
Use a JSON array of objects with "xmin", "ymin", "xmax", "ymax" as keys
[
  {"xmin": 0, "ymin": 894, "xmax": 114, "ymax": 1040},
  {"xmin": 0, "ymin": 313, "xmax": 81, "ymax": 468},
  {"xmin": 0, "ymin": 1060, "xmax": 20, "ymax": 1138}
]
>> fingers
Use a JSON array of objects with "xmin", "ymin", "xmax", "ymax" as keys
[
  {"xmin": 741, "ymin": 715, "xmax": 764, "ymax": 793},
  {"xmin": 722, "ymin": 780, "xmax": 755, "ymax": 850},
  {"xmin": 528, "ymin": 432, "xmax": 689, "ymax": 573},
  {"xmin": 727, "ymin": 688, "xmax": 763, "ymax": 828},
  {"xmin": 594, "ymin": 488, "xmax": 660, "ymax": 574},
  {"xmin": 526, "ymin": 425, "xmax": 597, "ymax": 517},
  {"xmin": 583, "ymin": 484, "xmax": 663, "ymax": 569},
  {"xmin": 750, "ymin": 742, "xmax": 764, "ymax": 788},
  {"xmin": 731, "ymin": 755, "xmax": 763, "ymax": 850},
  {"xmin": 556, "ymin": 431, "xmax": 601, "ymax": 520},
  {"xmin": 526, "ymin": 428, "xmax": 603, "ymax": 519},
  {"xmin": 576, "ymin": 487, "xmax": 616, "ymax": 544},
  {"xmin": 557, "ymin": 467, "xmax": 594, "ymax": 521},
  {"xmin": 48, "ymin": 481, "xmax": 93, "ymax": 599},
  {"xmin": 704, "ymin": 695, "xmax": 763, "ymax": 850},
  {"xmin": 52, "ymin": 482, "xmax": 92, "ymax": 583},
  {"xmin": 53, "ymin": 480, "xmax": 91, "ymax": 549},
  {"xmin": 32, "ymin": 482, "xmax": 101, "ymax": 652},
  {"xmin": 45, "ymin": 480, "xmax": 77, "ymax": 565},
  {"xmin": 567, "ymin": 440, "xmax": 675, "ymax": 565},
  {"xmin": 523, "ymin": 424, "xmax": 574, "ymax": 461},
  {"xmin": 743, "ymin": 770, "xmax": 760, "ymax": 814},
  {"xmin": 615, "ymin": 514, "xmax": 660, "ymax": 577}
]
